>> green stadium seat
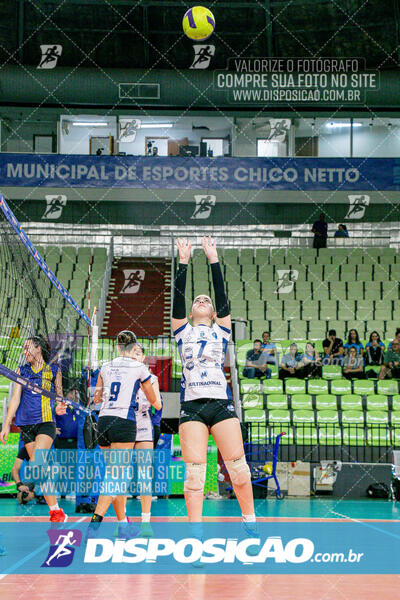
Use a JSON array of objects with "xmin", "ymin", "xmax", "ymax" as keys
[
  {"xmin": 391, "ymin": 411, "xmax": 400, "ymax": 425},
  {"xmin": 291, "ymin": 394, "xmax": 312, "ymax": 410},
  {"xmin": 269, "ymin": 321, "xmax": 289, "ymax": 340},
  {"xmin": 366, "ymin": 411, "xmax": 390, "ymax": 446},
  {"xmin": 290, "ymin": 322, "xmax": 308, "ymax": 340},
  {"xmin": 366, "ymin": 410, "xmax": 388, "ymax": 425},
  {"xmin": 307, "ymin": 379, "xmax": 329, "ymax": 395},
  {"xmin": 341, "ymin": 394, "xmax": 362, "ymax": 411},
  {"xmin": 263, "ymin": 379, "xmax": 283, "ymax": 394},
  {"xmin": 269, "ymin": 365, "xmax": 279, "ymax": 379},
  {"xmin": 377, "ymin": 380, "xmax": 399, "ymax": 396},
  {"xmin": 353, "ymin": 379, "xmax": 375, "ymax": 396},
  {"xmin": 331, "ymin": 379, "xmax": 352, "ymax": 395},
  {"xmin": 319, "ymin": 300, "xmax": 337, "ymax": 321},
  {"xmin": 392, "ymin": 395, "xmax": 400, "ymax": 411},
  {"xmin": 268, "ymin": 409, "xmax": 291, "ymax": 425},
  {"xmin": 266, "ymin": 394, "xmax": 288, "ymax": 410},
  {"xmin": 301, "ymin": 300, "xmax": 319, "ymax": 321},
  {"xmin": 342, "ymin": 410, "xmax": 364, "ymax": 425},
  {"xmin": 366, "ymin": 395, "xmax": 388, "ymax": 411},
  {"xmin": 322, "ymin": 365, "xmax": 342, "ymax": 380},
  {"xmin": 249, "ymin": 425, "xmax": 268, "ymax": 444},
  {"xmin": 240, "ymin": 379, "xmax": 262, "ymax": 394},
  {"xmin": 285, "ymin": 378, "xmax": 306, "ymax": 394},
  {"xmin": 317, "ymin": 409, "xmax": 339, "ymax": 424},
  {"xmin": 243, "ymin": 409, "xmax": 266, "ymax": 423},
  {"xmin": 315, "ymin": 394, "xmax": 337, "ymax": 410},
  {"xmin": 342, "ymin": 426, "xmax": 366, "ymax": 446},
  {"xmin": 293, "ymin": 410, "xmax": 317, "ymax": 444},
  {"xmin": 308, "ymin": 323, "xmax": 327, "ymax": 340},
  {"xmin": 391, "ymin": 411, "xmax": 400, "ymax": 445},
  {"xmin": 242, "ymin": 393, "xmax": 263, "ymax": 410},
  {"xmin": 317, "ymin": 410, "xmax": 341, "ymax": 445}
]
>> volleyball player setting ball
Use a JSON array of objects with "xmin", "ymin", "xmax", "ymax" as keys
[
  {"xmin": 90, "ymin": 330, "xmax": 162, "ymax": 535},
  {"xmin": 132, "ymin": 342, "xmax": 163, "ymax": 537},
  {"xmin": 0, "ymin": 335, "xmax": 68, "ymax": 522},
  {"xmin": 172, "ymin": 236, "xmax": 258, "ymax": 539}
]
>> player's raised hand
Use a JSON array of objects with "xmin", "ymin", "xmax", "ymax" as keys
[
  {"xmin": 176, "ymin": 238, "xmax": 192, "ymax": 264},
  {"xmin": 202, "ymin": 236, "xmax": 218, "ymax": 263}
]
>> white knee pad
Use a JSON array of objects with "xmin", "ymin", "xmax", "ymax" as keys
[
  {"xmin": 184, "ymin": 463, "xmax": 207, "ymax": 494},
  {"xmin": 225, "ymin": 455, "xmax": 251, "ymax": 486}
]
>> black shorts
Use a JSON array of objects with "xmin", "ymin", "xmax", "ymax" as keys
[
  {"xmin": 19, "ymin": 422, "xmax": 56, "ymax": 444},
  {"xmin": 179, "ymin": 398, "xmax": 238, "ymax": 428},
  {"xmin": 97, "ymin": 415, "xmax": 136, "ymax": 446}
]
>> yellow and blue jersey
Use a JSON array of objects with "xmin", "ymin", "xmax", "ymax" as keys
[{"xmin": 15, "ymin": 363, "xmax": 59, "ymax": 426}]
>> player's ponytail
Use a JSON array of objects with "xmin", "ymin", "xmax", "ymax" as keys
[{"xmin": 117, "ymin": 330, "xmax": 137, "ymax": 350}]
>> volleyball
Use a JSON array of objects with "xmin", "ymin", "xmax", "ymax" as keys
[{"xmin": 182, "ymin": 6, "xmax": 215, "ymax": 41}]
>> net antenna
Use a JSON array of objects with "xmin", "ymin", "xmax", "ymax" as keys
[{"xmin": 0, "ymin": 194, "xmax": 91, "ymax": 415}]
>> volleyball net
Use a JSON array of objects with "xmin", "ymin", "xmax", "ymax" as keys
[{"xmin": 0, "ymin": 194, "xmax": 95, "ymax": 414}]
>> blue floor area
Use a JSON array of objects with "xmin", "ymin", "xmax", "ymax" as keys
[{"xmin": 0, "ymin": 496, "xmax": 399, "ymax": 520}]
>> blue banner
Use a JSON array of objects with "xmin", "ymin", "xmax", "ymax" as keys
[
  {"xmin": 1, "ymin": 154, "xmax": 400, "ymax": 190},
  {"xmin": 0, "ymin": 522, "xmax": 399, "ymax": 574}
]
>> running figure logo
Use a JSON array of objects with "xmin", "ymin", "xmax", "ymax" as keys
[
  {"xmin": 119, "ymin": 118, "xmax": 141, "ymax": 143},
  {"xmin": 42, "ymin": 195, "xmax": 67, "ymax": 220},
  {"xmin": 191, "ymin": 195, "xmax": 216, "ymax": 219},
  {"xmin": 190, "ymin": 45, "xmax": 215, "ymax": 69},
  {"xmin": 42, "ymin": 529, "xmax": 82, "ymax": 568},
  {"xmin": 275, "ymin": 270, "xmax": 298, "ymax": 294},
  {"xmin": 121, "ymin": 269, "xmax": 145, "ymax": 294},
  {"xmin": 37, "ymin": 45, "xmax": 62, "ymax": 69},
  {"xmin": 345, "ymin": 195, "xmax": 370, "ymax": 220}
]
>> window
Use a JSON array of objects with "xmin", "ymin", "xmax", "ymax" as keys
[
  {"xmin": 257, "ymin": 139, "xmax": 280, "ymax": 157},
  {"xmin": 201, "ymin": 137, "xmax": 224, "ymax": 157}
]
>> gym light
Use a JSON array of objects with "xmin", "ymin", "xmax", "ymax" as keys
[
  {"xmin": 140, "ymin": 123, "xmax": 173, "ymax": 128},
  {"xmin": 326, "ymin": 122, "xmax": 362, "ymax": 128},
  {"xmin": 72, "ymin": 121, "xmax": 109, "ymax": 127}
]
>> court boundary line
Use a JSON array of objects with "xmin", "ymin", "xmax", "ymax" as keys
[{"xmin": 0, "ymin": 515, "xmax": 87, "ymax": 580}]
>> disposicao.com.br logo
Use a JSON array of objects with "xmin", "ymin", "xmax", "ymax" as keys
[{"xmin": 84, "ymin": 536, "xmax": 364, "ymax": 565}]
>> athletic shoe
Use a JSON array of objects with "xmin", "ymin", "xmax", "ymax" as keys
[
  {"xmin": 49, "ymin": 509, "xmax": 68, "ymax": 523},
  {"xmin": 115, "ymin": 522, "xmax": 138, "ymax": 540},
  {"xmin": 242, "ymin": 521, "xmax": 260, "ymax": 557},
  {"xmin": 140, "ymin": 522, "xmax": 154, "ymax": 538}
]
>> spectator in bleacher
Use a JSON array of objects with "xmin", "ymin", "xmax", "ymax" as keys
[
  {"xmin": 334, "ymin": 224, "xmax": 349, "ymax": 238},
  {"xmin": 388, "ymin": 328, "xmax": 400, "ymax": 350},
  {"xmin": 379, "ymin": 340, "xmax": 400, "ymax": 380},
  {"xmin": 344, "ymin": 329, "xmax": 364, "ymax": 356},
  {"xmin": 261, "ymin": 331, "xmax": 277, "ymax": 365},
  {"xmin": 342, "ymin": 346, "xmax": 365, "ymax": 379},
  {"xmin": 312, "ymin": 213, "xmax": 328, "ymax": 249},
  {"xmin": 322, "ymin": 329, "xmax": 344, "ymax": 364},
  {"xmin": 279, "ymin": 343, "xmax": 300, "ymax": 379},
  {"xmin": 364, "ymin": 331, "xmax": 385, "ymax": 378},
  {"xmin": 243, "ymin": 339, "xmax": 271, "ymax": 380},
  {"xmin": 297, "ymin": 342, "xmax": 322, "ymax": 378}
]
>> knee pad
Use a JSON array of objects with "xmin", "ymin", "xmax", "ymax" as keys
[
  {"xmin": 184, "ymin": 463, "xmax": 207, "ymax": 494},
  {"xmin": 225, "ymin": 455, "xmax": 251, "ymax": 486}
]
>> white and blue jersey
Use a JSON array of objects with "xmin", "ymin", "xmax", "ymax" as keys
[
  {"xmin": 174, "ymin": 322, "xmax": 232, "ymax": 403},
  {"xmin": 135, "ymin": 374, "xmax": 158, "ymax": 442},
  {"xmin": 99, "ymin": 356, "xmax": 151, "ymax": 421}
]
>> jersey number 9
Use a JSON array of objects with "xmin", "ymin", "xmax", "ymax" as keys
[{"xmin": 109, "ymin": 381, "xmax": 121, "ymax": 403}]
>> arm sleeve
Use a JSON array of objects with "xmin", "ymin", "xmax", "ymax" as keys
[
  {"xmin": 140, "ymin": 365, "xmax": 152, "ymax": 383},
  {"xmin": 210, "ymin": 262, "xmax": 230, "ymax": 318},
  {"xmin": 172, "ymin": 263, "xmax": 188, "ymax": 319}
]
